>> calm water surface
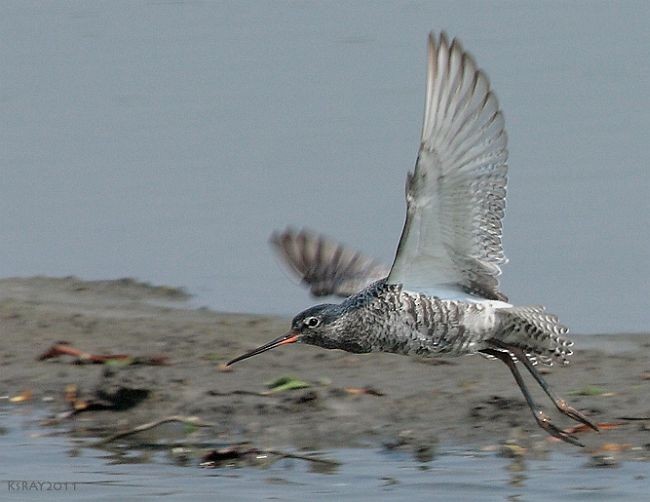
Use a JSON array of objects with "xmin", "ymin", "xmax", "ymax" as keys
[
  {"xmin": 1, "ymin": 408, "xmax": 648, "ymax": 501},
  {"xmin": 2, "ymin": 1, "xmax": 649, "ymax": 334}
]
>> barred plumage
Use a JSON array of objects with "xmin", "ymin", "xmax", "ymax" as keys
[
  {"xmin": 229, "ymin": 32, "xmax": 598, "ymax": 446},
  {"xmin": 497, "ymin": 306, "xmax": 573, "ymax": 366},
  {"xmin": 301, "ymin": 281, "xmax": 571, "ymax": 366}
]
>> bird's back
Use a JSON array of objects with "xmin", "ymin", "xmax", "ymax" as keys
[
  {"xmin": 335, "ymin": 280, "xmax": 501, "ymax": 357},
  {"xmin": 336, "ymin": 281, "xmax": 572, "ymax": 367}
]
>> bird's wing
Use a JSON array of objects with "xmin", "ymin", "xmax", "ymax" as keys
[
  {"xmin": 270, "ymin": 228, "xmax": 390, "ymax": 298},
  {"xmin": 386, "ymin": 33, "xmax": 509, "ymax": 302}
]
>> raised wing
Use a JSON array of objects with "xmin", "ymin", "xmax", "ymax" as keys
[
  {"xmin": 387, "ymin": 33, "xmax": 508, "ymax": 301},
  {"xmin": 270, "ymin": 228, "xmax": 390, "ymax": 298}
]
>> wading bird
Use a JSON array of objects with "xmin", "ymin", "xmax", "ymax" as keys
[{"xmin": 228, "ymin": 33, "xmax": 598, "ymax": 446}]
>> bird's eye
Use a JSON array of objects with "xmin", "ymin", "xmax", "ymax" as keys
[{"xmin": 305, "ymin": 317, "xmax": 321, "ymax": 328}]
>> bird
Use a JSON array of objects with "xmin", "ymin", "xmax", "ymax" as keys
[{"xmin": 228, "ymin": 32, "xmax": 599, "ymax": 446}]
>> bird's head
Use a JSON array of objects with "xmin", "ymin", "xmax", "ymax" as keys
[{"xmin": 226, "ymin": 303, "xmax": 339, "ymax": 366}]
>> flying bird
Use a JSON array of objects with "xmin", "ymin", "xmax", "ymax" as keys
[{"xmin": 229, "ymin": 33, "xmax": 598, "ymax": 446}]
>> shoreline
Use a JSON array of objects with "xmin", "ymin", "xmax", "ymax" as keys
[{"xmin": 1, "ymin": 276, "xmax": 648, "ymax": 463}]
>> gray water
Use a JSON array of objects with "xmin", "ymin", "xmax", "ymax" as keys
[
  {"xmin": 1, "ymin": 408, "xmax": 648, "ymax": 501},
  {"xmin": 2, "ymin": 1, "xmax": 649, "ymax": 334}
]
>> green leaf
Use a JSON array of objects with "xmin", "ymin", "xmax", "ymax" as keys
[
  {"xmin": 183, "ymin": 423, "xmax": 199, "ymax": 434},
  {"xmin": 568, "ymin": 385, "xmax": 608, "ymax": 396},
  {"xmin": 104, "ymin": 358, "xmax": 134, "ymax": 368},
  {"xmin": 265, "ymin": 375, "xmax": 311, "ymax": 393}
]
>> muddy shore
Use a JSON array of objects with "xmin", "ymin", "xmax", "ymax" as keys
[{"xmin": 1, "ymin": 277, "xmax": 648, "ymax": 463}]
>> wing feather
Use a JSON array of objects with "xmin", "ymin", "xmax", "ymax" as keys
[
  {"xmin": 270, "ymin": 228, "xmax": 390, "ymax": 298},
  {"xmin": 387, "ymin": 33, "xmax": 509, "ymax": 301}
]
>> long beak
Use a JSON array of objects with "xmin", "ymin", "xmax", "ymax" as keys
[{"xmin": 226, "ymin": 331, "xmax": 300, "ymax": 366}]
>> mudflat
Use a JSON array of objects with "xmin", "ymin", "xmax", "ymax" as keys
[{"xmin": 1, "ymin": 277, "xmax": 648, "ymax": 462}]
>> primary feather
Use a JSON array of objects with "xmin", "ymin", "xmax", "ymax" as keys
[
  {"xmin": 270, "ymin": 228, "xmax": 389, "ymax": 297},
  {"xmin": 387, "ymin": 33, "xmax": 508, "ymax": 302}
]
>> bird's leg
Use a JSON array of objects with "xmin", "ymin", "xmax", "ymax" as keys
[
  {"xmin": 480, "ymin": 348, "xmax": 583, "ymax": 446},
  {"xmin": 494, "ymin": 343, "xmax": 599, "ymax": 432}
]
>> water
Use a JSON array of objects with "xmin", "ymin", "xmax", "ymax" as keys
[
  {"xmin": 1, "ymin": 408, "xmax": 647, "ymax": 501},
  {"xmin": 1, "ymin": 1, "xmax": 649, "ymax": 334}
]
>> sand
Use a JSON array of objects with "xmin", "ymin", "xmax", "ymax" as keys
[{"xmin": 1, "ymin": 276, "xmax": 648, "ymax": 463}]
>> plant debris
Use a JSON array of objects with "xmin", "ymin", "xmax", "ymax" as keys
[
  {"xmin": 568, "ymin": 385, "xmax": 613, "ymax": 397},
  {"xmin": 265, "ymin": 376, "xmax": 311, "ymax": 394},
  {"xmin": 38, "ymin": 341, "xmax": 168, "ymax": 366},
  {"xmin": 343, "ymin": 386, "xmax": 384, "ymax": 397},
  {"xmin": 9, "ymin": 389, "xmax": 33, "ymax": 403},
  {"xmin": 200, "ymin": 445, "xmax": 339, "ymax": 468},
  {"xmin": 43, "ymin": 383, "xmax": 151, "ymax": 423},
  {"xmin": 561, "ymin": 422, "xmax": 625, "ymax": 435},
  {"xmin": 94, "ymin": 415, "xmax": 215, "ymax": 446}
]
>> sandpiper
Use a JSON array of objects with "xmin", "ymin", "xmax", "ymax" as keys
[{"xmin": 229, "ymin": 33, "xmax": 598, "ymax": 446}]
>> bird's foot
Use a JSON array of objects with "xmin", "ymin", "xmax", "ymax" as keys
[
  {"xmin": 535, "ymin": 411, "xmax": 584, "ymax": 447},
  {"xmin": 555, "ymin": 399, "xmax": 600, "ymax": 432}
]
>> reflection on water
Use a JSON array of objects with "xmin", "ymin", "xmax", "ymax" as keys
[
  {"xmin": 1, "ymin": 408, "xmax": 648, "ymax": 501},
  {"xmin": 507, "ymin": 456, "xmax": 527, "ymax": 488}
]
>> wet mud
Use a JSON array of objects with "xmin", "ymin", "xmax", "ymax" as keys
[{"xmin": 1, "ymin": 277, "xmax": 648, "ymax": 465}]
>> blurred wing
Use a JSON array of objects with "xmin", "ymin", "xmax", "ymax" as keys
[
  {"xmin": 270, "ymin": 228, "xmax": 390, "ymax": 297},
  {"xmin": 387, "ymin": 33, "xmax": 508, "ymax": 301}
]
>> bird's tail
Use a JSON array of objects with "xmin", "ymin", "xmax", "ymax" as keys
[{"xmin": 495, "ymin": 306, "xmax": 573, "ymax": 366}]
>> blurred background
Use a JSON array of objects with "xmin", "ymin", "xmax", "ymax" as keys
[{"xmin": 2, "ymin": 0, "xmax": 648, "ymax": 334}]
